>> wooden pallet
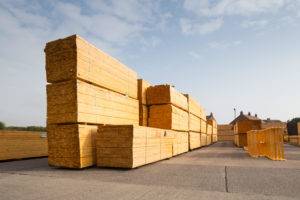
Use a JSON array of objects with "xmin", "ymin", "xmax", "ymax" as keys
[
  {"xmin": 148, "ymin": 104, "xmax": 189, "ymax": 131},
  {"xmin": 45, "ymin": 35, "xmax": 138, "ymax": 99},
  {"xmin": 47, "ymin": 124, "xmax": 98, "ymax": 168},
  {"xmin": 146, "ymin": 85, "xmax": 188, "ymax": 111},
  {"xmin": 0, "ymin": 131, "xmax": 48, "ymax": 161},
  {"xmin": 47, "ymin": 79, "xmax": 139, "ymax": 125}
]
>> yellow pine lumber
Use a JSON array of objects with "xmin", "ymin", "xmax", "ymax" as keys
[
  {"xmin": 47, "ymin": 79, "xmax": 139, "ymax": 125},
  {"xmin": 138, "ymin": 79, "xmax": 151, "ymax": 105},
  {"xmin": 47, "ymin": 124, "xmax": 98, "ymax": 168},
  {"xmin": 45, "ymin": 35, "xmax": 138, "ymax": 99},
  {"xmin": 189, "ymin": 132, "xmax": 201, "ymax": 150},
  {"xmin": 0, "ymin": 131, "xmax": 47, "ymax": 161},
  {"xmin": 148, "ymin": 104, "xmax": 189, "ymax": 131},
  {"xmin": 146, "ymin": 85, "xmax": 188, "ymax": 111}
]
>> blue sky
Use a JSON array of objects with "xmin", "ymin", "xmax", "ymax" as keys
[{"xmin": 0, "ymin": 0, "xmax": 299, "ymax": 126}]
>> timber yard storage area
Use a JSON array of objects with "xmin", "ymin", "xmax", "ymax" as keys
[{"xmin": 1, "ymin": 35, "xmax": 300, "ymax": 200}]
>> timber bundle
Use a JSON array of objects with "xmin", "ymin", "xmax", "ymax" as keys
[{"xmin": 45, "ymin": 35, "xmax": 218, "ymax": 169}]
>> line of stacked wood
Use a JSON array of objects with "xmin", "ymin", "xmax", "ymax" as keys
[
  {"xmin": 0, "ymin": 131, "xmax": 47, "ymax": 161},
  {"xmin": 45, "ymin": 35, "xmax": 217, "ymax": 169}
]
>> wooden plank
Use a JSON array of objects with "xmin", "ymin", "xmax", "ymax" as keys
[
  {"xmin": 148, "ymin": 104, "xmax": 189, "ymax": 131},
  {"xmin": 96, "ymin": 125, "xmax": 176, "ymax": 169},
  {"xmin": 200, "ymin": 133, "xmax": 207, "ymax": 147},
  {"xmin": 189, "ymin": 132, "xmax": 201, "ymax": 150},
  {"xmin": 0, "ymin": 131, "xmax": 47, "ymax": 161},
  {"xmin": 146, "ymin": 85, "xmax": 188, "ymax": 111},
  {"xmin": 184, "ymin": 94, "xmax": 206, "ymax": 119},
  {"xmin": 47, "ymin": 79, "xmax": 139, "ymax": 125},
  {"xmin": 200, "ymin": 119, "xmax": 207, "ymax": 133},
  {"xmin": 139, "ymin": 104, "xmax": 148, "ymax": 126},
  {"xmin": 189, "ymin": 113, "xmax": 201, "ymax": 132},
  {"xmin": 138, "ymin": 79, "xmax": 151, "ymax": 105},
  {"xmin": 45, "ymin": 35, "xmax": 138, "ymax": 99},
  {"xmin": 47, "ymin": 124, "xmax": 98, "ymax": 168}
]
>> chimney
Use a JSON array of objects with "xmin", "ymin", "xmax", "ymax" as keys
[
  {"xmin": 248, "ymin": 112, "xmax": 251, "ymax": 116},
  {"xmin": 267, "ymin": 118, "xmax": 270, "ymax": 121},
  {"xmin": 255, "ymin": 114, "xmax": 258, "ymax": 117},
  {"xmin": 240, "ymin": 111, "xmax": 243, "ymax": 115}
]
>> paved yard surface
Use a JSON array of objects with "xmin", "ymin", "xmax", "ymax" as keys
[{"xmin": 0, "ymin": 141, "xmax": 299, "ymax": 200}]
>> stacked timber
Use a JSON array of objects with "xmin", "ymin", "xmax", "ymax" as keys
[
  {"xmin": 138, "ymin": 79, "xmax": 151, "ymax": 126},
  {"xmin": 217, "ymin": 124, "xmax": 234, "ymax": 141},
  {"xmin": 96, "ymin": 125, "xmax": 175, "ymax": 168},
  {"xmin": 206, "ymin": 124, "xmax": 213, "ymax": 145},
  {"xmin": 147, "ymin": 85, "xmax": 189, "ymax": 153},
  {"xmin": 289, "ymin": 135, "xmax": 300, "ymax": 146},
  {"xmin": 0, "ymin": 131, "xmax": 48, "ymax": 161},
  {"xmin": 207, "ymin": 113, "xmax": 217, "ymax": 144},
  {"xmin": 45, "ymin": 35, "xmax": 139, "ymax": 168},
  {"xmin": 247, "ymin": 128, "xmax": 284, "ymax": 161},
  {"xmin": 184, "ymin": 94, "xmax": 202, "ymax": 150}
]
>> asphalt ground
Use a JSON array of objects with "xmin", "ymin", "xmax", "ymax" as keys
[{"xmin": 0, "ymin": 141, "xmax": 299, "ymax": 200}]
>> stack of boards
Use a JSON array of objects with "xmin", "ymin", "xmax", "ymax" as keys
[
  {"xmin": 247, "ymin": 128, "xmax": 284, "ymax": 161},
  {"xmin": 0, "ymin": 131, "xmax": 47, "ymax": 161},
  {"xmin": 45, "ymin": 35, "xmax": 216, "ymax": 169},
  {"xmin": 217, "ymin": 124, "xmax": 234, "ymax": 141}
]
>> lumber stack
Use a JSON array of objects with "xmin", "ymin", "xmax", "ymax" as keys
[
  {"xmin": 45, "ymin": 35, "xmax": 139, "ymax": 168},
  {"xmin": 138, "ymin": 79, "xmax": 151, "ymax": 126},
  {"xmin": 234, "ymin": 120, "xmax": 262, "ymax": 148},
  {"xmin": 147, "ymin": 85, "xmax": 189, "ymax": 131},
  {"xmin": 289, "ymin": 135, "xmax": 300, "ymax": 146},
  {"xmin": 96, "ymin": 125, "xmax": 178, "ymax": 168},
  {"xmin": 247, "ymin": 128, "xmax": 284, "ymax": 161},
  {"xmin": 0, "ymin": 131, "xmax": 47, "ymax": 161},
  {"xmin": 184, "ymin": 94, "xmax": 203, "ymax": 150},
  {"xmin": 206, "ymin": 124, "xmax": 213, "ymax": 145},
  {"xmin": 218, "ymin": 124, "xmax": 234, "ymax": 141}
]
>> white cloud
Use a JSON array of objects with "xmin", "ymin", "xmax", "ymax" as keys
[
  {"xmin": 183, "ymin": 0, "xmax": 287, "ymax": 17},
  {"xmin": 208, "ymin": 40, "xmax": 242, "ymax": 49},
  {"xmin": 188, "ymin": 51, "xmax": 202, "ymax": 59},
  {"xmin": 180, "ymin": 18, "xmax": 223, "ymax": 35},
  {"xmin": 242, "ymin": 20, "xmax": 269, "ymax": 28}
]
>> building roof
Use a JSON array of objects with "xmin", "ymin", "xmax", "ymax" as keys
[
  {"xmin": 230, "ymin": 111, "xmax": 261, "ymax": 125},
  {"xmin": 206, "ymin": 113, "xmax": 216, "ymax": 121}
]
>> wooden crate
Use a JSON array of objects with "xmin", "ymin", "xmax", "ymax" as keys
[
  {"xmin": 200, "ymin": 119, "xmax": 207, "ymax": 133},
  {"xmin": 0, "ymin": 131, "xmax": 47, "ymax": 161},
  {"xmin": 47, "ymin": 79, "xmax": 139, "ymax": 125},
  {"xmin": 47, "ymin": 124, "xmax": 98, "ymax": 168},
  {"xmin": 96, "ymin": 125, "xmax": 175, "ymax": 168},
  {"xmin": 189, "ymin": 113, "xmax": 201, "ymax": 132},
  {"xmin": 148, "ymin": 104, "xmax": 189, "ymax": 131},
  {"xmin": 146, "ymin": 85, "xmax": 188, "ymax": 111},
  {"xmin": 200, "ymin": 133, "xmax": 207, "ymax": 147},
  {"xmin": 189, "ymin": 132, "xmax": 201, "ymax": 150},
  {"xmin": 45, "ymin": 35, "xmax": 138, "ymax": 99},
  {"xmin": 247, "ymin": 128, "xmax": 284, "ymax": 161}
]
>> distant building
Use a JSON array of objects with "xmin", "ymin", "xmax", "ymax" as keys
[
  {"xmin": 231, "ymin": 111, "xmax": 262, "ymax": 148},
  {"xmin": 287, "ymin": 118, "xmax": 300, "ymax": 135},
  {"xmin": 262, "ymin": 118, "xmax": 287, "ymax": 134}
]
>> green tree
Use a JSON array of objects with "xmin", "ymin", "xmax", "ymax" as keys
[{"xmin": 0, "ymin": 121, "xmax": 5, "ymax": 130}]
